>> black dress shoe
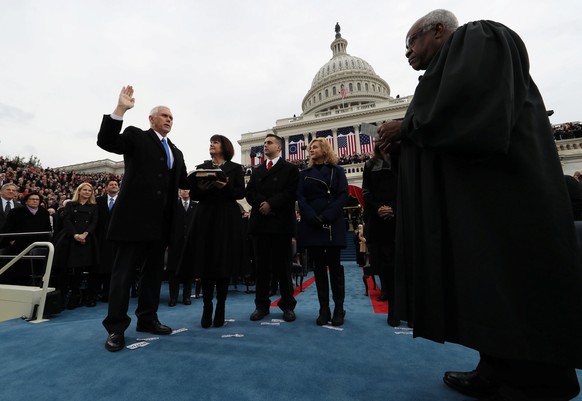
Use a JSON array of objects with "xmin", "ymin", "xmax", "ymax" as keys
[
  {"xmin": 250, "ymin": 309, "xmax": 269, "ymax": 321},
  {"xmin": 376, "ymin": 295, "xmax": 388, "ymax": 302},
  {"xmin": 136, "ymin": 320, "xmax": 172, "ymax": 335},
  {"xmin": 443, "ymin": 370, "xmax": 499, "ymax": 398},
  {"xmin": 183, "ymin": 297, "xmax": 192, "ymax": 305},
  {"xmin": 168, "ymin": 299, "xmax": 177, "ymax": 307},
  {"xmin": 105, "ymin": 333, "xmax": 125, "ymax": 352},
  {"xmin": 282, "ymin": 309, "xmax": 296, "ymax": 322}
]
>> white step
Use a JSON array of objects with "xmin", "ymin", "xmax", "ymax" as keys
[{"xmin": 0, "ymin": 284, "xmax": 55, "ymax": 322}]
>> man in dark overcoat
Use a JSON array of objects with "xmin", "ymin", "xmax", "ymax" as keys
[
  {"xmin": 245, "ymin": 134, "xmax": 299, "ymax": 322},
  {"xmin": 378, "ymin": 9, "xmax": 582, "ymax": 400},
  {"xmin": 97, "ymin": 86, "xmax": 188, "ymax": 352}
]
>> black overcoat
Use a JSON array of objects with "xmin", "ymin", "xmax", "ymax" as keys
[
  {"xmin": 394, "ymin": 20, "xmax": 582, "ymax": 368},
  {"xmin": 53, "ymin": 202, "xmax": 99, "ymax": 269},
  {"xmin": 361, "ymin": 157, "xmax": 397, "ymax": 244},
  {"xmin": 96, "ymin": 115, "xmax": 188, "ymax": 243},
  {"xmin": 181, "ymin": 160, "xmax": 245, "ymax": 279},
  {"xmin": 245, "ymin": 159, "xmax": 299, "ymax": 236},
  {"xmin": 1, "ymin": 206, "xmax": 52, "ymax": 253}
]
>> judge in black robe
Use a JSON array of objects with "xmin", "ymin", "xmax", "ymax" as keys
[{"xmin": 378, "ymin": 9, "xmax": 582, "ymax": 400}]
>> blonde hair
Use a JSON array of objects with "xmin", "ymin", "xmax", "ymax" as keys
[
  {"xmin": 72, "ymin": 182, "xmax": 96, "ymax": 205},
  {"xmin": 307, "ymin": 138, "xmax": 338, "ymax": 167}
]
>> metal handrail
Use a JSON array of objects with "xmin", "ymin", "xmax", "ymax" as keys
[
  {"xmin": 0, "ymin": 231, "xmax": 53, "ymax": 238},
  {"xmin": 0, "ymin": 241, "xmax": 55, "ymax": 323}
]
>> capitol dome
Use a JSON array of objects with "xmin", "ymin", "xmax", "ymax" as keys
[{"xmin": 302, "ymin": 23, "xmax": 391, "ymax": 115}]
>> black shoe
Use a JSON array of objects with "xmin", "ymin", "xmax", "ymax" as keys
[
  {"xmin": 136, "ymin": 319, "xmax": 172, "ymax": 335},
  {"xmin": 250, "ymin": 309, "xmax": 269, "ymax": 321},
  {"xmin": 183, "ymin": 297, "xmax": 192, "ymax": 305},
  {"xmin": 85, "ymin": 298, "xmax": 97, "ymax": 307},
  {"xmin": 201, "ymin": 303, "xmax": 213, "ymax": 328},
  {"xmin": 105, "ymin": 333, "xmax": 125, "ymax": 352},
  {"xmin": 168, "ymin": 298, "xmax": 177, "ymax": 307},
  {"xmin": 213, "ymin": 303, "xmax": 225, "ymax": 327},
  {"xmin": 316, "ymin": 307, "xmax": 331, "ymax": 326},
  {"xmin": 376, "ymin": 295, "xmax": 388, "ymax": 302},
  {"xmin": 331, "ymin": 308, "xmax": 345, "ymax": 326},
  {"xmin": 443, "ymin": 370, "xmax": 499, "ymax": 398},
  {"xmin": 282, "ymin": 309, "xmax": 296, "ymax": 322}
]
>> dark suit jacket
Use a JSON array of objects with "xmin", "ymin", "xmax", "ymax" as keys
[
  {"xmin": 97, "ymin": 115, "xmax": 187, "ymax": 242},
  {"xmin": 167, "ymin": 199, "xmax": 196, "ymax": 273},
  {"xmin": 95, "ymin": 195, "xmax": 115, "ymax": 273},
  {"xmin": 245, "ymin": 158, "xmax": 299, "ymax": 236},
  {"xmin": 0, "ymin": 200, "xmax": 22, "ymax": 231}
]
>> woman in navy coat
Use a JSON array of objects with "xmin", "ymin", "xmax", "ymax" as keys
[{"xmin": 297, "ymin": 138, "xmax": 349, "ymax": 326}]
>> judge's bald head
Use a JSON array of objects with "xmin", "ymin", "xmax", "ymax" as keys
[{"xmin": 405, "ymin": 9, "xmax": 459, "ymax": 71}]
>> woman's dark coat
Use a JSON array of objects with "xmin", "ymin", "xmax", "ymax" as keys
[
  {"xmin": 181, "ymin": 160, "xmax": 245, "ymax": 279},
  {"xmin": 296, "ymin": 164, "xmax": 348, "ymax": 249}
]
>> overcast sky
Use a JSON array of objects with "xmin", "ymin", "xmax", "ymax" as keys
[{"xmin": 1, "ymin": 0, "xmax": 580, "ymax": 169}]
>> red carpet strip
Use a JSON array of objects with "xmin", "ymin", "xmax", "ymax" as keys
[
  {"xmin": 271, "ymin": 275, "xmax": 316, "ymax": 307},
  {"xmin": 367, "ymin": 276, "xmax": 389, "ymax": 314}
]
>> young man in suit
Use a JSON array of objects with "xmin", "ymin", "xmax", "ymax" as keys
[
  {"xmin": 94, "ymin": 179, "xmax": 120, "ymax": 304},
  {"xmin": 245, "ymin": 134, "xmax": 299, "ymax": 322},
  {"xmin": 166, "ymin": 188, "xmax": 196, "ymax": 306},
  {"xmin": 97, "ymin": 86, "xmax": 188, "ymax": 352}
]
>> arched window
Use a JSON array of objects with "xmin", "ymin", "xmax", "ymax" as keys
[
  {"xmin": 365, "ymin": 83, "xmax": 369, "ymax": 91},
  {"xmin": 357, "ymin": 82, "xmax": 361, "ymax": 91},
  {"xmin": 318, "ymin": 92, "xmax": 322, "ymax": 101},
  {"xmin": 349, "ymin": 83, "xmax": 353, "ymax": 92},
  {"xmin": 332, "ymin": 87, "xmax": 337, "ymax": 95},
  {"xmin": 325, "ymin": 89, "xmax": 329, "ymax": 98}
]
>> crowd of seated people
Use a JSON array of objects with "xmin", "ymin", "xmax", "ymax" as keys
[
  {"xmin": 553, "ymin": 121, "xmax": 582, "ymax": 140},
  {"xmin": 0, "ymin": 155, "xmax": 121, "ymax": 210}
]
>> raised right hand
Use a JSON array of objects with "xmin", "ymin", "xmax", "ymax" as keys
[{"xmin": 113, "ymin": 85, "xmax": 135, "ymax": 116}]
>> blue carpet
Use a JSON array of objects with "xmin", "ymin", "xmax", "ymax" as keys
[{"xmin": 1, "ymin": 262, "xmax": 580, "ymax": 400}]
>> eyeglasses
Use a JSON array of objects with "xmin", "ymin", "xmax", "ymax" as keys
[
  {"xmin": 28, "ymin": 198, "xmax": 40, "ymax": 201},
  {"xmin": 405, "ymin": 25, "xmax": 434, "ymax": 50}
]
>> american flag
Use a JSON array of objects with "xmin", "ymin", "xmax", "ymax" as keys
[
  {"xmin": 337, "ymin": 132, "xmax": 356, "ymax": 156},
  {"xmin": 325, "ymin": 135, "xmax": 334, "ymax": 149},
  {"xmin": 250, "ymin": 145, "xmax": 265, "ymax": 166},
  {"xmin": 341, "ymin": 83, "xmax": 347, "ymax": 99},
  {"xmin": 288, "ymin": 140, "xmax": 306, "ymax": 161},
  {"xmin": 359, "ymin": 133, "xmax": 374, "ymax": 154}
]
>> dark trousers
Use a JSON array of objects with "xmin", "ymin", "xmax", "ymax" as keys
[
  {"xmin": 102, "ymin": 241, "xmax": 165, "ymax": 334},
  {"xmin": 308, "ymin": 247, "xmax": 344, "ymax": 309},
  {"xmin": 477, "ymin": 353, "xmax": 580, "ymax": 400},
  {"xmin": 368, "ymin": 240, "xmax": 395, "ymax": 305},
  {"xmin": 252, "ymin": 234, "xmax": 296, "ymax": 312},
  {"xmin": 201, "ymin": 277, "xmax": 229, "ymax": 305},
  {"xmin": 168, "ymin": 274, "xmax": 193, "ymax": 301}
]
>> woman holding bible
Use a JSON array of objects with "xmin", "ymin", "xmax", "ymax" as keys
[{"xmin": 182, "ymin": 135, "xmax": 245, "ymax": 328}]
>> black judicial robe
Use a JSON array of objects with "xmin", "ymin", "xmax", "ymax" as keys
[{"xmin": 394, "ymin": 20, "xmax": 582, "ymax": 368}]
